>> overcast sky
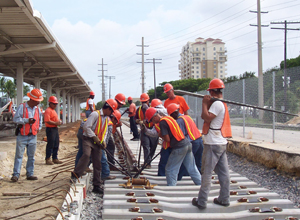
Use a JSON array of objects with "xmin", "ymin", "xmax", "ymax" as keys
[{"xmin": 30, "ymin": 0, "xmax": 300, "ymax": 104}]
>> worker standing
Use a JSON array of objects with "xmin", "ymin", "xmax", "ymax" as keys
[
  {"xmin": 163, "ymin": 83, "xmax": 189, "ymax": 115},
  {"xmin": 145, "ymin": 107, "xmax": 201, "ymax": 186},
  {"xmin": 85, "ymin": 91, "xmax": 95, "ymax": 118},
  {"xmin": 192, "ymin": 78, "xmax": 232, "ymax": 209},
  {"xmin": 44, "ymin": 96, "xmax": 62, "ymax": 165},
  {"xmin": 72, "ymin": 99, "xmax": 118, "ymax": 194},
  {"xmin": 11, "ymin": 89, "xmax": 43, "ymax": 182},
  {"xmin": 135, "ymin": 93, "xmax": 158, "ymax": 169},
  {"xmin": 127, "ymin": 96, "xmax": 139, "ymax": 141},
  {"xmin": 167, "ymin": 103, "xmax": 203, "ymax": 179},
  {"xmin": 106, "ymin": 93, "xmax": 125, "ymax": 171}
]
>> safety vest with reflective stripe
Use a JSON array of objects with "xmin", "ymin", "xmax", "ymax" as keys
[
  {"xmin": 20, "ymin": 103, "xmax": 40, "ymax": 136},
  {"xmin": 94, "ymin": 110, "xmax": 109, "ymax": 144},
  {"xmin": 86, "ymin": 98, "xmax": 96, "ymax": 111},
  {"xmin": 178, "ymin": 115, "xmax": 202, "ymax": 140},
  {"xmin": 154, "ymin": 123, "xmax": 170, "ymax": 149},
  {"xmin": 137, "ymin": 106, "xmax": 153, "ymax": 128},
  {"xmin": 160, "ymin": 116, "xmax": 185, "ymax": 144},
  {"xmin": 202, "ymin": 102, "xmax": 232, "ymax": 138}
]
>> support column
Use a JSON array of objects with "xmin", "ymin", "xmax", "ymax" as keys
[
  {"xmin": 47, "ymin": 81, "xmax": 52, "ymax": 104},
  {"xmin": 34, "ymin": 77, "xmax": 41, "ymax": 89},
  {"xmin": 72, "ymin": 96, "xmax": 75, "ymax": 122},
  {"xmin": 67, "ymin": 94, "xmax": 71, "ymax": 123},
  {"xmin": 16, "ymin": 63, "xmax": 23, "ymax": 106},
  {"xmin": 62, "ymin": 90, "xmax": 66, "ymax": 124},
  {"xmin": 55, "ymin": 88, "xmax": 61, "ymax": 120},
  {"xmin": 77, "ymin": 98, "xmax": 81, "ymax": 120}
]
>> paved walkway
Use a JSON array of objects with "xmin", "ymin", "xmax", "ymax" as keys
[{"xmin": 231, "ymin": 125, "xmax": 300, "ymax": 154}]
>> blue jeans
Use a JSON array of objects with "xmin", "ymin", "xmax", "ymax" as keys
[
  {"xmin": 12, "ymin": 135, "xmax": 37, "ymax": 178},
  {"xmin": 197, "ymin": 144, "xmax": 230, "ymax": 207},
  {"xmin": 101, "ymin": 150, "xmax": 110, "ymax": 178},
  {"xmin": 85, "ymin": 110, "xmax": 92, "ymax": 118},
  {"xmin": 158, "ymin": 147, "xmax": 172, "ymax": 176},
  {"xmin": 178, "ymin": 137, "xmax": 204, "ymax": 180},
  {"xmin": 165, "ymin": 143, "xmax": 201, "ymax": 186},
  {"xmin": 75, "ymin": 128, "xmax": 92, "ymax": 167}
]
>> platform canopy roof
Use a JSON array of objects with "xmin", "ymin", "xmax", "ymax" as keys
[{"xmin": 0, "ymin": 0, "xmax": 91, "ymax": 101}]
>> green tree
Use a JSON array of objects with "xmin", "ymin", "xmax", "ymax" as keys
[
  {"xmin": 0, "ymin": 77, "xmax": 6, "ymax": 97},
  {"xmin": 3, "ymin": 79, "xmax": 16, "ymax": 99},
  {"xmin": 280, "ymin": 55, "xmax": 300, "ymax": 69},
  {"xmin": 23, "ymin": 84, "xmax": 30, "ymax": 96}
]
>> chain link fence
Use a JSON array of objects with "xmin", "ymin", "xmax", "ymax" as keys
[{"xmin": 184, "ymin": 66, "xmax": 300, "ymax": 142}]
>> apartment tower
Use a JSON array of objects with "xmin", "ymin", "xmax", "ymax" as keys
[{"xmin": 179, "ymin": 37, "xmax": 227, "ymax": 79}]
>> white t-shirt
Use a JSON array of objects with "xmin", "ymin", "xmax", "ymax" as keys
[
  {"xmin": 203, "ymin": 100, "xmax": 227, "ymax": 145},
  {"xmin": 88, "ymin": 98, "xmax": 94, "ymax": 105}
]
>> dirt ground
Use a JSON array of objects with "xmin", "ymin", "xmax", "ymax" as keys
[{"xmin": 0, "ymin": 121, "xmax": 81, "ymax": 220}]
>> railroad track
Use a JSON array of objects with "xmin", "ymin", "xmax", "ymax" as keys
[{"xmin": 101, "ymin": 121, "xmax": 300, "ymax": 220}]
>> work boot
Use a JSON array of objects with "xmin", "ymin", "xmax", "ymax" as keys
[
  {"xmin": 45, "ymin": 158, "xmax": 54, "ymax": 165},
  {"xmin": 52, "ymin": 159, "xmax": 63, "ymax": 164},
  {"xmin": 27, "ymin": 176, "xmax": 38, "ymax": 181},
  {"xmin": 110, "ymin": 166, "xmax": 119, "ymax": 171},
  {"xmin": 85, "ymin": 167, "xmax": 93, "ymax": 173},
  {"xmin": 102, "ymin": 175, "xmax": 116, "ymax": 181},
  {"xmin": 92, "ymin": 186, "xmax": 103, "ymax": 194},
  {"xmin": 11, "ymin": 176, "xmax": 18, "ymax": 182}
]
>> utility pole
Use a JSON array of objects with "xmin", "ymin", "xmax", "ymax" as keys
[
  {"xmin": 137, "ymin": 37, "xmax": 149, "ymax": 93},
  {"xmin": 98, "ymin": 58, "xmax": 107, "ymax": 102},
  {"xmin": 270, "ymin": 20, "xmax": 300, "ymax": 112},
  {"xmin": 104, "ymin": 75, "xmax": 115, "ymax": 99},
  {"xmin": 146, "ymin": 58, "xmax": 162, "ymax": 98},
  {"xmin": 250, "ymin": 0, "xmax": 268, "ymax": 120}
]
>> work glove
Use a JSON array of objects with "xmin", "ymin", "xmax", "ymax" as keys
[
  {"xmin": 92, "ymin": 136, "xmax": 101, "ymax": 146},
  {"xmin": 138, "ymin": 120, "xmax": 144, "ymax": 126},
  {"xmin": 135, "ymin": 119, "xmax": 140, "ymax": 124}
]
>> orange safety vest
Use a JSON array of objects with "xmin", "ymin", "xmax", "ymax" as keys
[
  {"xmin": 202, "ymin": 102, "xmax": 232, "ymax": 138},
  {"xmin": 160, "ymin": 116, "xmax": 185, "ymax": 148},
  {"xmin": 86, "ymin": 98, "xmax": 96, "ymax": 111},
  {"xmin": 154, "ymin": 123, "xmax": 170, "ymax": 149},
  {"xmin": 137, "ymin": 106, "xmax": 153, "ymax": 128},
  {"xmin": 20, "ymin": 103, "xmax": 40, "ymax": 136},
  {"xmin": 178, "ymin": 115, "xmax": 202, "ymax": 140},
  {"xmin": 94, "ymin": 110, "xmax": 109, "ymax": 144}
]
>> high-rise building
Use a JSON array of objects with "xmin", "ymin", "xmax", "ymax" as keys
[{"xmin": 179, "ymin": 37, "xmax": 227, "ymax": 79}]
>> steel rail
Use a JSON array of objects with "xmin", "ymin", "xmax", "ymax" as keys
[{"xmin": 175, "ymin": 89, "xmax": 299, "ymax": 117}]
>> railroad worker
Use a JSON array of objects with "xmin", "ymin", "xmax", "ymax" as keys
[
  {"xmin": 151, "ymin": 98, "xmax": 168, "ymax": 116},
  {"xmin": 106, "ymin": 93, "xmax": 125, "ymax": 171},
  {"xmin": 126, "ymin": 96, "xmax": 139, "ymax": 141},
  {"xmin": 192, "ymin": 78, "xmax": 232, "ymax": 209},
  {"xmin": 135, "ymin": 93, "xmax": 159, "ymax": 169},
  {"xmin": 85, "ymin": 91, "xmax": 95, "ymax": 118},
  {"xmin": 163, "ymin": 83, "xmax": 189, "ymax": 115},
  {"xmin": 11, "ymin": 88, "xmax": 43, "ymax": 182},
  {"xmin": 44, "ymin": 96, "xmax": 62, "ymax": 165},
  {"xmin": 167, "ymin": 103, "xmax": 204, "ymax": 179},
  {"xmin": 72, "ymin": 99, "xmax": 118, "ymax": 194},
  {"xmin": 145, "ymin": 107, "xmax": 201, "ymax": 186}
]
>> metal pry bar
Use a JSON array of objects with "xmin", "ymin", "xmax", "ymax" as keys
[{"xmin": 174, "ymin": 89, "xmax": 299, "ymax": 117}]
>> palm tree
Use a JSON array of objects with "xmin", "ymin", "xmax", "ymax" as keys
[
  {"xmin": 0, "ymin": 77, "xmax": 6, "ymax": 97},
  {"xmin": 3, "ymin": 79, "xmax": 16, "ymax": 99}
]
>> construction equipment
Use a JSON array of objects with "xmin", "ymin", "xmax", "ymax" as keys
[{"xmin": 0, "ymin": 96, "xmax": 16, "ymax": 131}]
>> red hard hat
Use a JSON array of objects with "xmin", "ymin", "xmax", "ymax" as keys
[
  {"xmin": 167, "ymin": 103, "xmax": 180, "ymax": 115},
  {"xmin": 207, "ymin": 78, "xmax": 225, "ymax": 91},
  {"xmin": 48, "ymin": 96, "xmax": 58, "ymax": 104},
  {"xmin": 105, "ymin": 99, "xmax": 118, "ymax": 111},
  {"xmin": 112, "ymin": 110, "xmax": 121, "ymax": 123},
  {"xmin": 140, "ymin": 93, "xmax": 150, "ymax": 102},
  {"xmin": 128, "ymin": 96, "xmax": 133, "ymax": 101},
  {"xmin": 145, "ymin": 107, "xmax": 157, "ymax": 122},
  {"xmin": 90, "ymin": 91, "xmax": 95, "ymax": 96},
  {"xmin": 163, "ymin": 83, "xmax": 173, "ymax": 93},
  {"xmin": 27, "ymin": 89, "xmax": 44, "ymax": 101},
  {"xmin": 115, "ymin": 93, "xmax": 126, "ymax": 105},
  {"xmin": 151, "ymin": 99, "xmax": 162, "ymax": 108}
]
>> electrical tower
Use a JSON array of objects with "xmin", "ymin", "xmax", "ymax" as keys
[{"xmin": 98, "ymin": 58, "xmax": 107, "ymax": 102}]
